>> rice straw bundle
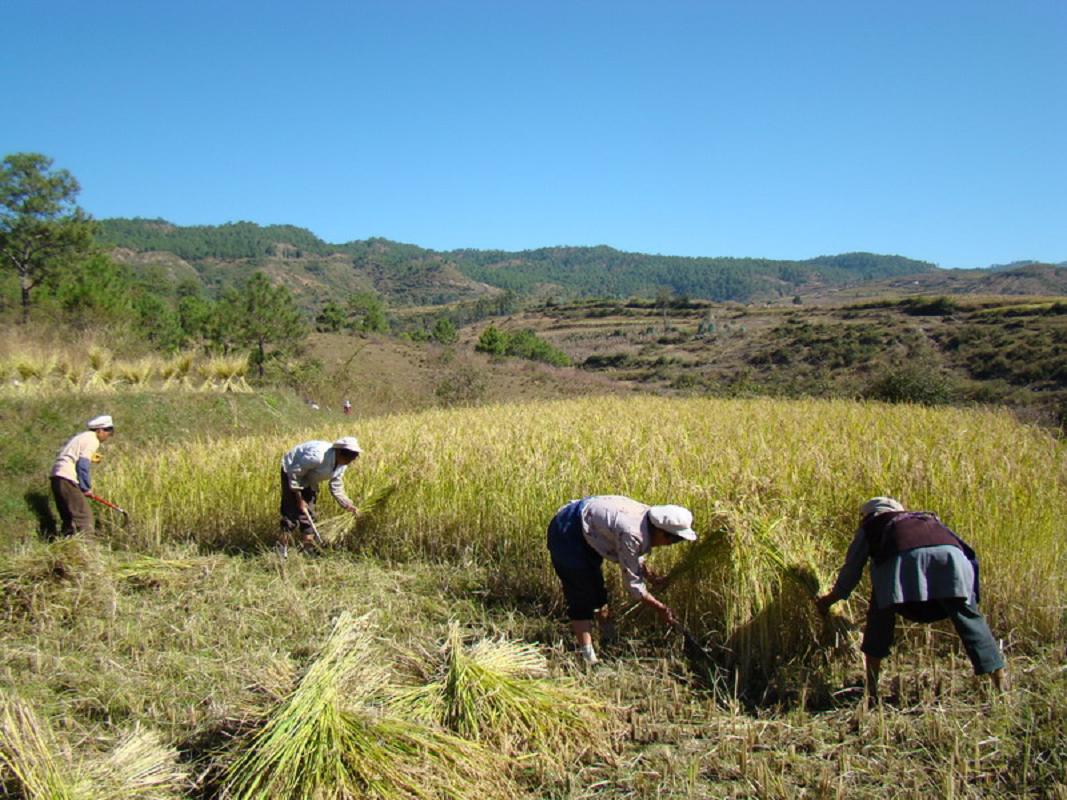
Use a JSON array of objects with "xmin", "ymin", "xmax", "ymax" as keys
[
  {"xmin": 0, "ymin": 693, "xmax": 90, "ymax": 800},
  {"xmin": 391, "ymin": 626, "xmax": 616, "ymax": 772},
  {"xmin": 92, "ymin": 726, "xmax": 188, "ymax": 799},
  {"xmin": 0, "ymin": 695, "xmax": 187, "ymax": 800},
  {"xmin": 222, "ymin": 613, "xmax": 517, "ymax": 800}
]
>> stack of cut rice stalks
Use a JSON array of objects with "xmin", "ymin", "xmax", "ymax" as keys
[
  {"xmin": 390, "ymin": 624, "xmax": 619, "ymax": 778},
  {"xmin": 0, "ymin": 693, "xmax": 187, "ymax": 799},
  {"xmin": 221, "ymin": 613, "xmax": 520, "ymax": 800}
]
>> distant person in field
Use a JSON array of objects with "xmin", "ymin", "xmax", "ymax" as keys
[
  {"xmin": 279, "ymin": 437, "xmax": 362, "ymax": 552},
  {"xmin": 815, "ymin": 497, "xmax": 1006, "ymax": 700},
  {"xmin": 547, "ymin": 496, "xmax": 697, "ymax": 665},
  {"xmin": 49, "ymin": 415, "xmax": 115, "ymax": 535},
  {"xmin": 342, "ymin": 399, "xmax": 352, "ymax": 415}
]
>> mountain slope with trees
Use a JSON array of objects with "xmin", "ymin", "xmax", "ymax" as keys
[{"xmin": 97, "ymin": 217, "xmax": 939, "ymax": 306}]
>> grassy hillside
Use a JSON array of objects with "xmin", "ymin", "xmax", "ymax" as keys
[
  {"xmin": 469, "ymin": 294, "xmax": 1067, "ymax": 425},
  {"xmin": 1, "ymin": 389, "xmax": 1065, "ymax": 797}
]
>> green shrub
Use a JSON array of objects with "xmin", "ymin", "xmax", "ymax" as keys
[{"xmin": 863, "ymin": 362, "xmax": 956, "ymax": 405}]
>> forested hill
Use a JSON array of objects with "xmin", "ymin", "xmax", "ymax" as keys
[{"xmin": 97, "ymin": 217, "xmax": 938, "ymax": 304}]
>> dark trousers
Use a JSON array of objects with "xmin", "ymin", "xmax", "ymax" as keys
[
  {"xmin": 51, "ymin": 476, "xmax": 94, "ymax": 535},
  {"xmin": 279, "ymin": 469, "xmax": 317, "ymax": 535},
  {"xmin": 861, "ymin": 596, "xmax": 1005, "ymax": 675},
  {"xmin": 547, "ymin": 499, "xmax": 606, "ymax": 620}
]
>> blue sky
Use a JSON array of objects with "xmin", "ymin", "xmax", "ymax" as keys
[{"xmin": 3, "ymin": 1, "xmax": 1064, "ymax": 268}]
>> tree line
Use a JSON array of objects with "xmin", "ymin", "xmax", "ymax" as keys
[{"xmin": 96, "ymin": 218, "xmax": 939, "ymax": 306}]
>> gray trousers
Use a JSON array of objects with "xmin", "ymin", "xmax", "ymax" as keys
[{"xmin": 861, "ymin": 596, "xmax": 1005, "ymax": 675}]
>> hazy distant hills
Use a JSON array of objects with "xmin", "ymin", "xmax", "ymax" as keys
[{"xmin": 98, "ymin": 217, "xmax": 1066, "ymax": 306}]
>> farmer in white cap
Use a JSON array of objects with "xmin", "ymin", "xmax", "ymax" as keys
[
  {"xmin": 547, "ymin": 495, "xmax": 697, "ymax": 664},
  {"xmin": 49, "ymin": 415, "xmax": 115, "ymax": 535},
  {"xmin": 279, "ymin": 436, "xmax": 362, "ymax": 552},
  {"xmin": 815, "ymin": 497, "xmax": 1006, "ymax": 700}
]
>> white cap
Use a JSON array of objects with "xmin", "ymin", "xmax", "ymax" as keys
[
  {"xmin": 648, "ymin": 505, "xmax": 697, "ymax": 541},
  {"xmin": 87, "ymin": 415, "xmax": 114, "ymax": 430},
  {"xmin": 860, "ymin": 496, "xmax": 904, "ymax": 518},
  {"xmin": 332, "ymin": 436, "xmax": 362, "ymax": 453}
]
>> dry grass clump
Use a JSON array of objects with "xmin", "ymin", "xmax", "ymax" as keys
[
  {"xmin": 0, "ymin": 536, "xmax": 115, "ymax": 619},
  {"xmin": 391, "ymin": 625, "xmax": 618, "ymax": 774},
  {"xmin": 0, "ymin": 693, "xmax": 187, "ymax": 799},
  {"xmin": 222, "ymin": 612, "xmax": 519, "ymax": 800},
  {"xmin": 113, "ymin": 357, "xmax": 160, "ymax": 387},
  {"xmin": 199, "ymin": 356, "xmax": 252, "ymax": 393},
  {"xmin": 0, "ymin": 344, "xmax": 258, "ymax": 396}
]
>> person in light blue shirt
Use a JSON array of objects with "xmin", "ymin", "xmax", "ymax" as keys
[
  {"xmin": 279, "ymin": 436, "xmax": 362, "ymax": 552},
  {"xmin": 816, "ymin": 497, "xmax": 1006, "ymax": 700},
  {"xmin": 547, "ymin": 496, "xmax": 697, "ymax": 665}
]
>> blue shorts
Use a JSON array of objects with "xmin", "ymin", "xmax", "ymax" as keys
[{"xmin": 547, "ymin": 499, "xmax": 607, "ymax": 620}]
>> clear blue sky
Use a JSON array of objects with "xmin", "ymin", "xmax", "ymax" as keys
[{"xmin": 3, "ymin": 1, "xmax": 1064, "ymax": 268}]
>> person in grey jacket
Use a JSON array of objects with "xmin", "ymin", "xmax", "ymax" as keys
[
  {"xmin": 279, "ymin": 436, "xmax": 362, "ymax": 552},
  {"xmin": 547, "ymin": 495, "xmax": 697, "ymax": 665},
  {"xmin": 815, "ymin": 497, "xmax": 1006, "ymax": 699}
]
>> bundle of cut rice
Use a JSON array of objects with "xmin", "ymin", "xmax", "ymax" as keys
[
  {"xmin": 390, "ymin": 625, "xmax": 617, "ymax": 773},
  {"xmin": 221, "ymin": 613, "xmax": 518, "ymax": 800}
]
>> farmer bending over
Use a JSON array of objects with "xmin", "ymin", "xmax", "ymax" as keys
[
  {"xmin": 547, "ymin": 495, "xmax": 696, "ymax": 665},
  {"xmin": 279, "ymin": 437, "xmax": 362, "ymax": 552},
  {"xmin": 49, "ymin": 414, "xmax": 115, "ymax": 535},
  {"xmin": 815, "ymin": 497, "xmax": 1006, "ymax": 700}
]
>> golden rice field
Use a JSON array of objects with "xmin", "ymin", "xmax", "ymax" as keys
[{"xmin": 99, "ymin": 395, "xmax": 1067, "ymax": 689}]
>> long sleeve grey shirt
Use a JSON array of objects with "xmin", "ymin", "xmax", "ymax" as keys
[
  {"xmin": 280, "ymin": 441, "xmax": 353, "ymax": 507},
  {"xmin": 831, "ymin": 525, "xmax": 976, "ymax": 610},
  {"xmin": 580, "ymin": 495, "xmax": 653, "ymax": 600}
]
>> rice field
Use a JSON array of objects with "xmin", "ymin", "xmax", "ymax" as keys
[
  {"xmin": 97, "ymin": 395, "xmax": 1067, "ymax": 691},
  {"xmin": 3, "ymin": 392, "xmax": 1067, "ymax": 797}
]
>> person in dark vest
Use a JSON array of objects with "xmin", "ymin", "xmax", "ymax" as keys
[
  {"xmin": 547, "ymin": 495, "xmax": 697, "ymax": 665},
  {"xmin": 815, "ymin": 497, "xmax": 1006, "ymax": 699}
]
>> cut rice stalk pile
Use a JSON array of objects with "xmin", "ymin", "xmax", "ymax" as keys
[
  {"xmin": 0, "ymin": 536, "xmax": 114, "ymax": 618},
  {"xmin": 0, "ymin": 692, "xmax": 90, "ymax": 800},
  {"xmin": 221, "ymin": 612, "xmax": 519, "ymax": 800},
  {"xmin": 391, "ymin": 625, "xmax": 617, "ymax": 774},
  {"xmin": 90, "ymin": 726, "xmax": 188, "ymax": 799},
  {"xmin": 0, "ymin": 694, "xmax": 186, "ymax": 800}
]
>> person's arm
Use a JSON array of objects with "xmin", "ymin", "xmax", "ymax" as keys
[
  {"xmin": 641, "ymin": 560, "xmax": 667, "ymax": 588},
  {"xmin": 619, "ymin": 533, "xmax": 677, "ymax": 626},
  {"xmin": 328, "ymin": 468, "xmax": 358, "ymax": 512},
  {"xmin": 815, "ymin": 526, "xmax": 869, "ymax": 613},
  {"xmin": 76, "ymin": 457, "xmax": 92, "ymax": 493}
]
